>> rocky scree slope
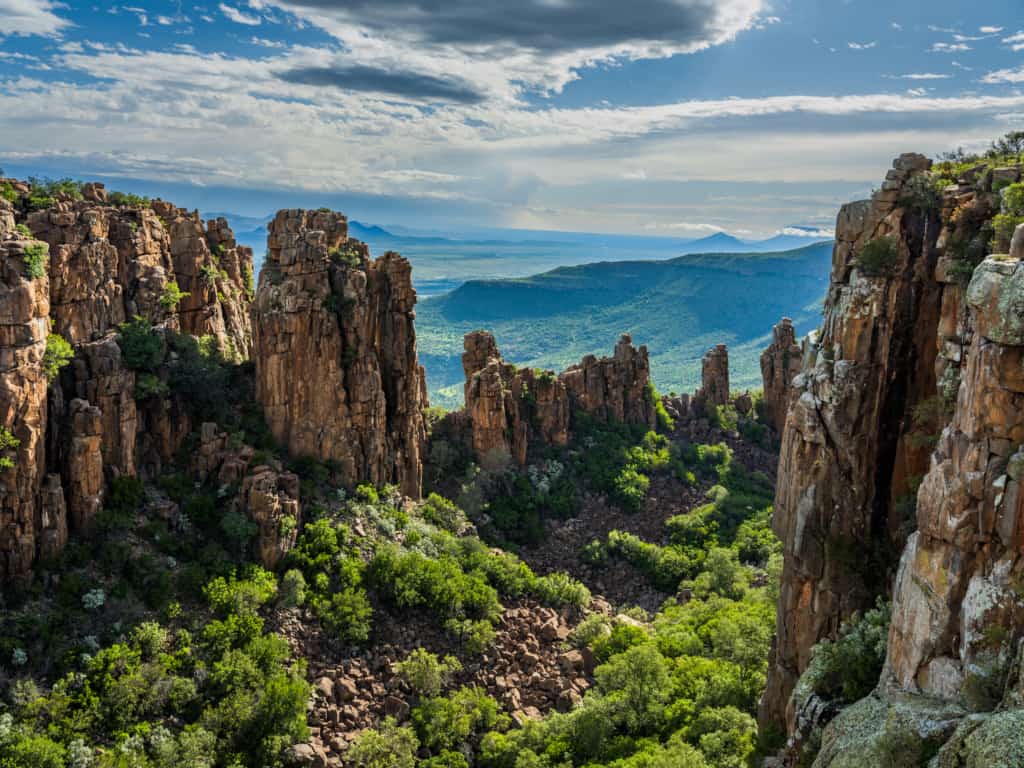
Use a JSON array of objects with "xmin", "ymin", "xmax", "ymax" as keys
[{"xmin": 763, "ymin": 153, "xmax": 1024, "ymax": 766}]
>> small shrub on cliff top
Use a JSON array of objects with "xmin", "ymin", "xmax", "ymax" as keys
[
  {"xmin": 810, "ymin": 599, "xmax": 891, "ymax": 704},
  {"xmin": 22, "ymin": 241, "xmax": 48, "ymax": 279},
  {"xmin": 42, "ymin": 333, "xmax": 74, "ymax": 382},
  {"xmin": 15, "ymin": 223, "xmax": 31, "ymax": 237},
  {"xmin": 396, "ymin": 648, "xmax": 463, "ymax": 697},
  {"xmin": 855, "ymin": 235, "xmax": 900, "ymax": 277}
]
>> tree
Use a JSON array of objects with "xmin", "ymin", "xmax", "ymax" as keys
[
  {"xmin": 42, "ymin": 334, "xmax": 74, "ymax": 382},
  {"xmin": 396, "ymin": 648, "xmax": 462, "ymax": 698},
  {"xmin": 595, "ymin": 643, "xmax": 670, "ymax": 734}
]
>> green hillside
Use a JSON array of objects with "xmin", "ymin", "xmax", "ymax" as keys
[{"xmin": 417, "ymin": 242, "xmax": 832, "ymax": 408}]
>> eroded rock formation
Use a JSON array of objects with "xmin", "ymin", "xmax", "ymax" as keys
[
  {"xmin": 760, "ymin": 318, "xmax": 802, "ymax": 432},
  {"xmin": 457, "ymin": 331, "xmax": 656, "ymax": 466},
  {"xmin": 762, "ymin": 153, "xmax": 943, "ymax": 731},
  {"xmin": 0, "ymin": 180, "xmax": 256, "ymax": 580},
  {"xmin": 697, "ymin": 343, "xmax": 730, "ymax": 408},
  {"xmin": 253, "ymin": 209, "xmax": 427, "ymax": 497}
]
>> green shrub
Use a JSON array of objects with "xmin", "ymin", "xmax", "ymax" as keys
[
  {"xmin": 117, "ymin": 316, "xmax": 165, "ymax": 371},
  {"xmin": 106, "ymin": 475, "xmax": 145, "ymax": 514},
  {"xmin": 347, "ymin": 717, "xmax": 418, "ymax": 768},
  {"xmin": 532, "ymin": 571, "xmax": 591, "ymax": 609},
  {"xmin": 396, "ymin": 648, "xmax": 462, "ymax": 697},
  {"xmin": 413, "ymin": 686, "xmax": 505, "ymax": 752},
  {"xmin": 159, "ymin": 280, "xmax": 190, "ymax": 310},
  {"xmin": 855, "ymin": 235, "xmax": 899, "ymax": 277},
  {"xmin": 444, "ymin": 618, "xmax": 496, "ymax": 656},
  {"xmin": 15, "ymin": 223, "xmax": 31, "ymax": 237},
  {"xmin": 317, "ymin": 587, "xmax": 373, "ymax": 644},
  {"xmin": 23, "ymin": 241, "xmax": 48, "ymax": 279},
  {"xmin": 134, "ymin": 372, "xmax": 169, "ymax": 400},
  {"xmin": 279, "ymin": 569, "xmax": 307, "ymax": 608},
  {"xmin": 646, "ymin": 381, "xmax": 675, "ymax": 432},
  {"xmin": 595, "ymin": 643, "xmax": 670, "ymax": 734},
  {"xmin": 898, "ymin": 173, "xmax": 942, "ymax": 214},
  {"xmin": 810, "ymin": 600, "xmax": 891, "ymax": 703},
  {"xmin": 42, "ymin": 334, "xmax": 74, "ymax": 382},
  {"xmin": 0, "ymin": 425, "xmax": 20, "ymax": 472}
]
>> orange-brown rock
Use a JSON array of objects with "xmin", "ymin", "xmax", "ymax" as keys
[
  {"xmin": 461, "ymin": 331, "xmax": 569, "ymax": 467},
  {"xmin": 697, "ymin": 343, "xmax": 730, "ymax": 408},
  {"xmin": 239, "ymin": 466, "xmax": 300, "ymax": 570},
  {"xmin": 457, "ymin": 331, "xmax": 655, "ymax": 467},
  {"xmin": 760, "ymin": 318, "xmax": 802, "ymax": 432},
  {"xmin": 253, "ymin": 209, "xmax": 427, "ymax": 497},
  {"xmin": 0, "ymin": 232, "xmax": 59, "ymax": 580},
  {"xmin": 761, "ymin": 153, "xmax": 943, "ymax": 731},
  {"xmin": 64, "ymin": 398, "xmax": 104, "ymax": 531}
]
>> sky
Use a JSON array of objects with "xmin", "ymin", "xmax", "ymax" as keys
[{"xmin": 0, "ymin": 0, "xmax": 1023, "ymax": 238}]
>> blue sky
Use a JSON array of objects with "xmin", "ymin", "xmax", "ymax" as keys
[{"xmin": 1, "ymin": 0, "xmax": 1023, "ymax": 237}]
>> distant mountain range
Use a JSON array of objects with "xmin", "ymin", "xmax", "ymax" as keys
[
  {"xmin": 416, "ymin": 241, "xmax": 833, "ymax": 408},
  {"xmin": 206, "ymin": 209, "xmax": 833, "ymax": 297}
]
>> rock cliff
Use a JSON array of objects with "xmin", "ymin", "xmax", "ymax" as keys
[
  {"xmin": 761, "ymin": 153, "xmax": 943, "ymax": 731},
  {"xmin": 0, "ymin": 180, "xmax": 256, "ymax": 580},
  {"xmin": 455, "ymin": 331, "xmax": 656, "ymax": 466},
  {"xmin": 253, "ymin": 209, "xmax": 427, "ymax": 498},
  {"xmin": 765, "ymin": 155, "xmax": 1024, "ymax": 765}
]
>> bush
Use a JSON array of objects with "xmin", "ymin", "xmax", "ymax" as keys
[
  {"xmin": 444, "ymin": 618, "xmax": 496, "ymax": 656},
  {"xmin": 0, "ymin": 425, "xmax": 21, "ymax": 472},
  {"xmin": 23, "ymin": 241, "xmax": 48, "ymax": 279},
  {"xmin": 42, "ymin": 334, "xmax": 74, "ymax": 382},
  {"xmin": 106, "ymin": 475, "xmax": 145, "ymax": 514},
  {"xmin": 532, "ymin": 571, "xmax": 591, "ymax": 609},
  {"xmin": 317, "ymin": 587, "xmax": 373, "ymax": 644},
  {"xmin": 159, "ymin": 280, "xmax": 190, "ymax": 310},
  {"xmin": 595, "ymin": 643, "xmax": 670, "ymax": 734},
  {"xmin": 413, "ymin": 686, "xmax": 505, "ymax": 752},
  {"xmin": 347, "ymin": 717, "xmax": 418, "ymax": 768},
  {"xmin": 855, "ymin": 236, "xmax": 899, "ymax": 277},
  {"xmin": 396, "ymin": 648, "xmax": 462, "ymax": 697},
  {"xmin": 134, "ymin": 372, "xmax": 169, "ymax": 400},
  {"xmin": 646, "ymin": 381, "xmax": 675, "ymax": 432},
  {"xmin": 279, "ymin": 569, "xmax": 307, "ymax": 608},
  {"xmin": 810, "ymin": 600, "xmax": 891, "ymax": 703},
  {"xmin": 117, "ymin": 316, "xmax": 165, "ymax": 371}
]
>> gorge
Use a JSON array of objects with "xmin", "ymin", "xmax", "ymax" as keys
[{"xmin": 2, "ymin": 142, "xmax": 1024, "ymax": 768}]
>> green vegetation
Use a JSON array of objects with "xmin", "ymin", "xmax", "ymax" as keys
[
  {"xmin": 42, "ymin": 334, "xmax": 74, "ymax": 382},
  {"xmin": 22, "ymin": 241, "xmax": 48, "ymax": 280},
  {"xmin": 159, "ymin": 280, "xmax": 190, "ymax": 310},
  {"xmin": 992, "ymin": 181, "xmax": 1024, "ymax": 253},
  {"xmin": 854, "ymin": 236, "xmax": 899, "ymax": 278},
  {"xmin": 0, "ymin": 568, "xmax": 309, "ymax": 767},
  {"xmin": 807, "ymin": 600, "xmax": 891, "ymax": 704},
  {"xmin": 108, "ymin": 190, "xmax": 152, "ymax": 207},
  {"xmin": 26, "ymin": 176, "xmax": 83, "ymax": 210},
  {"xmin": 0, "ymin": 425, "xmax": 20, "ymax": 471},
  {"xmin": 329, "ymin": 245, "xmax": 363, "ymax": 268},
  {"xmin": 15, "ymin": 224, "xmax": 31, "ymax": 237},
  {"xmin": 417, "ymin": 242, "xmax": 833, "ymax": 408},
  {"xmin": 117, "ymin": 316, "xmax": 166, "ymax": 371}
]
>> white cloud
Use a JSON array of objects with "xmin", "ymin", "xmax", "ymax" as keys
[
  {"xmin": 983, "ymin": 66, "xmax": 1024, "ymax": 84},
  {"xmin": 249, "ymin": 36, "xmax": 286, "ymax": 48},
  {"xmin": 848, "ymin": 41, "xmax": 877, "ymax": 50},
  {"xmin": 0, "ymin": 0, "xmax": 72, "ymax": 37},
  {"xmin": 891, "ymin": 22, "xmax": 903, "ymax": 31},
  {"xmin": 932, "ymin": 42, "xmax": 970, "ymax": 53},
  {"xmin": 779, "ymin": 226, "xmax": 835, "ymax": 238},
  {"xmin": 1003, "ymin": 31, "xmax": 1024, "ymax": 44},
  {"xmin": 980, "ymin": 26, "xmax": 1003, "ymax": 34},
  {"xmin": 220, "ymin": 3, "xmax": 262, "ymax": 25},
  {"xmin": 887, "ymin": 73, "xmax": 951, "ymax": 80}
]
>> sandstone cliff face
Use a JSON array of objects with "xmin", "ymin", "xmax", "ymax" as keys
[
  {"xmin": 457, "ymin": 331, "xmax": 655, "ymax": 466},
  {"xmin": 762, "ymin": 154, "xmax": 943, "ymax": 730},
  {"xmin": 697, "ymin": 343, "xmax": 730, "ymax": 408},
  {"xmin": 760, "ymin": 318, "xmax": 802, "ymax": 433},
  {"xmin": 0, "ymin": 181, "xmax": 256, "ymax": 580},
  {"xmin": 0, "ymin": 231, "xmax": 63, "ymax": 579},
  {"xmin": 768, "ymin": 157, "xmax": 1024, "ymax": 766},
  {"xmin": 253, "ymin": 209, "xmax": 427, "ymax": 498}
]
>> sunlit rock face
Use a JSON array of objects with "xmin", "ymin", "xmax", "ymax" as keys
[{"xmin": 253, "ymin": 209, "xmax": 428, "ymax": 498}]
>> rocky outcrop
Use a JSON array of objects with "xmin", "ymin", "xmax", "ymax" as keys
[
  {"xmin": 697, "ymin": 343, "xmax": 730, "ymax": 408},
  {"xmin": 0, "ymin": 181, "xmax": 256, "ymax": 580},
  {"xmin": 0, "ymin": 232, "xmax": 60, "ymax": 580},
  {"xmin": 762, "ymin": 154, "xmax": 943, "ymax": 731},
  {"xmin": 253, "ymin": 209, "xmax": 427, "ymax": 497},
  {"xmin": 456, "ymin": 332, "xmax": 656, "ymax": 466},
  {"xmin": 461, "ymin": 331, "xmax": 569, "ymax": 467},
  {"xmin": 239, "ymin": 466, "xmax": 300, "ymax": 570},
  {"xmin": 760, "ymin": 318, "xmax": 802, "ymax": 432},
  {"xmin": 27, "ymin": 199, "xmax": 252, "ymax": 357}
]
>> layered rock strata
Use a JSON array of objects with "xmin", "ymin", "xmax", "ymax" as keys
[
  {"xmin": 253, "ymin": 209, "xmax": 427, "ymax": 498},
  {"xmin": 697, "ymin": 343, "xmax": 730, "ymax": 408}
]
